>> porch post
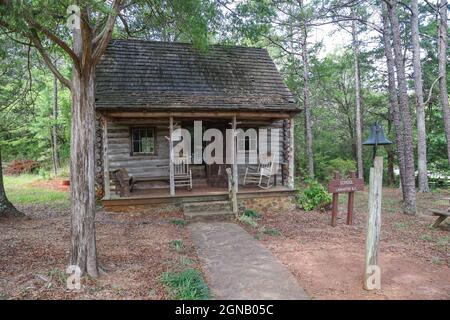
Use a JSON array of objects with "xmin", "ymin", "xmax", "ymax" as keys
[
  {"xmin": 232, "ymin": 115, "xmax": 239, "ymax": 192},
  {"xmin": 103, "ymin": 117, "xmax": 110, "ymax": 199},
  {"xmin": 169, "ymin": 116, "xmax": 175, "ymax": 196},
  {"xmin": 288, "ymin": 117, "xmax": 295, "ymax": 189}
]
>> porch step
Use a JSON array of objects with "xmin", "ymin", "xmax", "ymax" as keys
[{"xmin": 183, "ymin": 200, "xmax": 234, "ymax": 222}]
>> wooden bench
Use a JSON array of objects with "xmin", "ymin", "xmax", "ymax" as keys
[{"xmin": 430, "ymin": 197, "xmax": 450, "ymax": 228}]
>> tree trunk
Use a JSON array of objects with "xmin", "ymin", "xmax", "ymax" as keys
[
  {"xmin": 382, "ymin": 2, "xmax": 406, "ymax": 192},
  {"xmin": 388, "ymin": 0, "xmax": 417, "ymax": 215},
  {"xmin": 69, "ymin": 30, "xmax": 99, "ymax": 277},
  {"xmin": 411, "ymin": 0, "xmax": 429, "ymax": 192},
  {"xmin": 352, "ymin": 18, "xmax": 364, "ymax": 179},
  {"xmin": 52, "ymin": 74, "xmax": 59, "ymax": 176},
  {"xmin": 300, "ymin": 0, "xmax": 314, "ymax": 178},
  {"xmin": 0, "ymin": 148, "xmax": 24, "ymax": 218},
  {"xmin": 438, "ymin": 0, "xmax": 450, "ymax": 165}
]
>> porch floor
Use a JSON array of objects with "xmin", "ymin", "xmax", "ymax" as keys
[{"xmin": 107, "ymin": 185, "xmax": 293, "ymax": 200}]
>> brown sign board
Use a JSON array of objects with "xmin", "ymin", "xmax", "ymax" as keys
[{"xmin": 328, "ymin": 178, "xmax": 364, "ymax": 194}]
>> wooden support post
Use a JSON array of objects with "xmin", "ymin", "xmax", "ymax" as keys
[
  {"xmin": 169, "ymin": 116, "xmax": 175, "ymax": 196},
  {"xmin": 347, "ymin": 171, "xmax": 356, "ymax": 225},
  {"xmin": 226, "ymin": 168, "xmax": 238, "ymax": 216},
  {"xmin": 232, "ymin": 115, "xmax": 238, "ymax": 193},
  {"xmin": 331, "ymin": 171, "xmax": 340, "ymax": 227},
  {"xmin": 288, "ymin": 117, "xmax": 295, "ymax": 189},
  {"xmin": 103, "ymin": 118, "xmax": 110, "ymax": 200},
  {"xmin": 331, "ymin": 193, "xmax": 339, "ymax": 227},
  {"xmin": 364, "ymin": 156, "xmax": 383, "ymax": 290}
]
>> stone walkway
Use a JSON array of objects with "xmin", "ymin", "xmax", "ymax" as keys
[{"xmin": 188, "ymin": 222, "xmax": 309, "ymax": 300}]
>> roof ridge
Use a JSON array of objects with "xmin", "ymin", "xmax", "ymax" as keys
[{"xmin": 110, "ymin": 39, "xmax": 265, "ymax": 51}]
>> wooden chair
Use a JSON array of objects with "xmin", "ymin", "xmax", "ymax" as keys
[
  {"xmin": 174, "ymin": 159, "xmax": 192, "ymax": 190},
  {"xmin": 243, "ymin": 156, "xmax": 275, "ymax": 189},
  {"xmin": 111, "ymin": 168, "xmax": 136, "ymax": 197}
]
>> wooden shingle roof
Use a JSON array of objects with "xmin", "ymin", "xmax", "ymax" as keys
[{"xmin": 95, "ymin": 40, "xmax": 298, "ymax": 112}]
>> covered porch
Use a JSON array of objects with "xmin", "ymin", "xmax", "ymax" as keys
[{"xmin": 97, "ymin": 111, "xmax": 296, "ymax": 203}]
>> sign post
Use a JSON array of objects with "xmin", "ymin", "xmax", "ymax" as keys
[{"xmin": 328, "ymin": 171, "xmax": 364, "ymax": 227}]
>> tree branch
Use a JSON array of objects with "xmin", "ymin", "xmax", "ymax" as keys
[
  {"xmin": 29, "ymin": 30, "xmax": 71, "ymax": 89},
  {"xmin": 92, "ymin": 0, "xmax": 122, "ymax": 65},
  {"xmin": 424, "ymin": 75, "xmax": 442, "ymax": 104}
]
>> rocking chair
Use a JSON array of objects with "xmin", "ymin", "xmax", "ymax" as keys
[
  {"xmin": 173, "ymin": 159, "xmax": 192, "ymax": 190},
  {"xmin": 243, "ymin": 156, "xmax": 275, "ymax": 189}
]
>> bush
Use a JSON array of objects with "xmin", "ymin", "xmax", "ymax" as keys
[
  {"xmin": 321, "ymin": 158, "xmax": 356, "ymax": 182},
  {"xmin": 297, "ymin": 180, "xmax": 332, "ymax": 211},
  {"xmin": 4, "ymin": 159, "xmax": 39, "ymax": 175},
  {"xmin": 243, "ymin": 209, "xmax": 261, "ymax": 218}
]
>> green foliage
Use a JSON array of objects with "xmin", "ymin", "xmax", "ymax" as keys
[
  {"xmin": 318, "ymin": 158, "xmax": 357, "ymax": 182},
  {"xmin": 161, "ymin": 268, "xmax": 210, "ymax": 300},
  {"xmin": 170, "ymin": 218, "xmax": 186, "ymax": 227},
  {"xmin": 238, "ymin": 214, "xmax": 258, "ymax": 228},
  {"xmin": 170, "ymin": 239, "xmax": 184, "ymax": 252},
  {"xmin": 243, "ymin": 209, "xmax": 261, "ymax": 218},
  {"xmin": 296, "ymin": 180, "xmax": 332, "ymax": 211},
  {"xmin": 260, "ymin": 226, "xmax": 281, "ymax": 236}
]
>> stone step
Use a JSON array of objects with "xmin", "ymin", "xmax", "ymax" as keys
[
  {"xmin": 184, "ymin": 210, "xmax": 235, "ymax": 223},
  {"xmin": 183, "ymin": 200, "xmax": 232, "ymax": 214},
  {"xmin": 183, "ymin": 200, "xmax": 234, "ymax": 222}
]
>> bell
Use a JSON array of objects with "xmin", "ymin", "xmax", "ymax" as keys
[{"xmin": 363, "ymin": 122, "xmax": 392, "ymax": 146}]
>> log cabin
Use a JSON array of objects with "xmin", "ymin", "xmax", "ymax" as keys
[{"xmin": 94, "ymin": 40, "xmax": 300, "ymax": 216}]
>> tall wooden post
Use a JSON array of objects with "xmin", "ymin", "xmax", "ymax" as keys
[
  {"xmin": 331, "ymin": 171, "xmax": 340, "ymax": 227},
  {"xmin": 364, "ymin": 156, "xmax": 383, "ymax": 290},
  {"xmin": 347, "ymin": 171, "xmax": 356, "ymax": 225},
  {"xmin": 103, "ymin": 117, "xmax": 110, "ymax": 199},
  {"xmin": 169, "ymin": 116, "xmax": 175, "ymax": 196},
  {"xmin": 232, "ymin": 115, "xmax": 238, "ymax": 192}
]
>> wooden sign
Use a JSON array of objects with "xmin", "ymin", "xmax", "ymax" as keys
[{"xmin": 328, "ymin": 171, "xmax": 364, "ymax": 226}]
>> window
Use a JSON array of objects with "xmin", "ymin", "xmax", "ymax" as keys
[
  {"xmin": 237, "ymin": 134, "xmax": 257, "ymax": 152},
  {"xmin": 131, "ymin": 127, "xmax": 155, "ymax": 155}
]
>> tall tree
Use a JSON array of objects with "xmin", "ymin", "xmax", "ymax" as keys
[
  {"xmin": 437, "ymin": 0, "xmax": 450, "ymax": 165},
  {"xmin": 386, "ymin": 0, "xmax": 417, "ymax": 214},
  {"xmin": 52, "ymin": 73, "xmax": 59, "ymax": 176},
  {"xmin": 0, "ymin": 148, "xmax": 23, "ymax": 217},
  {"xmin": 351, "ymin": 16, "xmax": 363, "ymax": 179},
  {"xmin": 300, "ymin": 0, "xmax": 315, "ymax": 178},
  {"xmin": 411, "ymin": 0, "xmax": 429, "ymax": 192},
  {"xmin": 0, "ymin": 0, "xmax": 212, "ymax": 276},
  {"xmin": 381, "ymin": 1, "xmax": 406, "ymax": 190}
]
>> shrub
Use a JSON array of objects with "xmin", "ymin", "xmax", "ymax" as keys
[
  {"xmin": 321, "ymin": 158, "xmax": 356, "ymax": 182},
  {"xmin": 243, "ymin": 209, "xmax": 261, "ymax": 218},
  {"xmin": 4, "ymin": 159, "xmax": 39, "ymax": 175},
  {"xmin": 161, "ymin": 269, "xmax": 210, "ymax": 300},
  {"xmin": 297, "ymin": 180, "xmax": 332, "ymax": 211},
  {"xmin": 238, "ymin": 215, "xmax": 258, "ymax": 228}
]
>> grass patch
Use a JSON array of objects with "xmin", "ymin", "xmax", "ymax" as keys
[
  {"xmin": 420, "ymin": 234, "xmax": 433, "ymax": 242},
  {"xmin": 431, "ymin": 256, "xmax": 444, "ymax": 265},
  {"xmin": 260, "ymin": 226, "xmax": 282, "ymax": 236},
  {"xmin": 238, "ymin": 215, "xmax": 258, "ymax": 228},
  {"xmin": 4, "ymin": 174, "xmax": 69, "ymax": 207},
  {"xmin": 161, "ymin": 268, "xmax": 210, "ymax": 300},
  {"xmin": 170, "ymin": 218, "xmax": 186, "ymax": 227},
  {"xmin": 243, "ymin": 209, "xmax": 261, "ymax": 219},
  {"xmin": 393, "ymin": 221, "xmax": 408, "ymax": 231},
  {"xmin": 170, "ymin": 239, "xmax": 184, "ymax": 252},
  {"xmin": 436, "ymin": 236, "xmax": 449, "ymax": 247}
]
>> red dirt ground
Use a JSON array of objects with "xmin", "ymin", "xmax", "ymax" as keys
[
  {"xmin": 239, "ymin": 188, "xmax": 450, "ymax": 300},
  {"xmin": 0, "ymin": 205, "xmax": 200, "ymax": 299},
  {"xmin": 29, "ymin": 179, "xmax": 70, "ymax": 192},
  {"xmin": 1, "ymin": 186, "xmax": 449, "ymax": 300}
]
